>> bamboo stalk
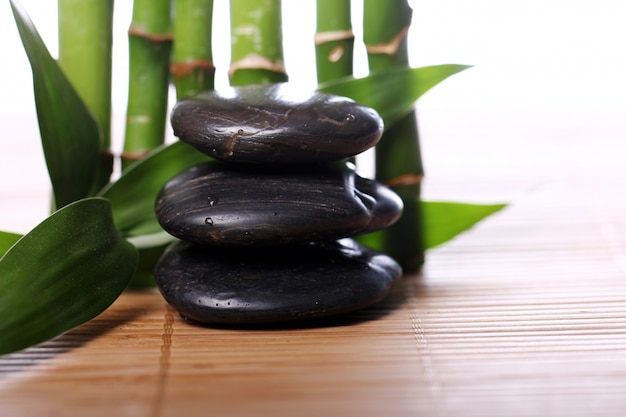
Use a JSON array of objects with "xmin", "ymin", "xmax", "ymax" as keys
[
  {"xmin": 314, "ymin": 0, "xmax": 353, "ymax": 84},
  {"xmin": 364, "ymin": 0, "xmax": 424, "ymax": 271},
  {"xmin": 58, "ymin": 0, "xmax": 114, "ymax": 190},
  {"xmin": 122, "ymin": 0, "xmax": 173, "ymax": 170},
  {"xmin": 363, "ymin": 0, "xmax": 412, "ymax": 69},
  {"xmin": 171, "ymin": 0, "xmax": 215, "ymax": 100},
  {"xmin": 229, "ymin": 0, "xmax": 287, "ymax": 86}
]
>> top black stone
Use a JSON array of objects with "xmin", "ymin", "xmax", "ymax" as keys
[{"xmin": 171, "ymin": 83, "xmax": 383, "ymax": 164}]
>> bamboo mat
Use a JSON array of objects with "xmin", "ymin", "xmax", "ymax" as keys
[{"xmin": 2, "ymin": 177, "xmax": 626, "ymax": 416}]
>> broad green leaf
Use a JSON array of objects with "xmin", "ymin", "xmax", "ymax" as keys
[
  {"xmin": 0, "ymin": 198, "xmax": 137, "ymax": 355},
  {"xmin": 318, "ymin": 64, "xmax": 471, "ymax": 130},
  {"xmin": 11, "ymin": 0, "xmax": 103, "ymax": 209},
  {"xmin": 423, "ymin": 201, "xmax": 506, "ymax": 249},
  {"xmin": 99, "ymin": 141, "xmax": 210, "ymax": 237},
  {"xmin": 0, "ymin": 231, "xmax": 22, "ymax": 257}
]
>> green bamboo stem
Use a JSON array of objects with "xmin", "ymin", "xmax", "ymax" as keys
[
  {"xmin": 171, "ymin": 0, "xmax": 215, "ymax": 100},
  {"xmin": 363, "ymin": 0, "xmax": 412, "ymax": 69},
  {"xmin": 229, "ymin": 0, "xmax": 287, "ymax": 86},
  {"xmin": 122, "ymin": 0, "xmax": 173, "ymax": 170},
  {"xmin": 58, "ymin": 0, "xmax": 114, "ymax": 190},
  {"xmin": 314, "ymin": 0, "xmax": 353, "ymax": 84},
  {"xmin": 364, "ymin": 0, "xmax": 424, "ymax": 271}
]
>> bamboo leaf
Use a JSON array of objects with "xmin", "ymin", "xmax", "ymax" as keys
[
  {"xmin": 318, "ymin": 64, "xmax": 471, "ymax": 129},
  {"xmin": 0, "ymin": 198, "xmax": 137, "ymax": 355},
  {"xmin": 99, "ymin": 141, "xmax": 210, "ymax": 238},
  {"xmin": 322, "ymin": 63, "xmax": 471, "ymax": 270},
  {"xmin": 358, "ymin": 201, "xmax": 506, "ymax": 253},
  {"xmin": 0, "ymin": 231, "xmax": 22, "ymax": 257},
  {"xmin": 423, "ymin": 201, "xmax": 506, "ymax": 249},
  {"xmin": 10, "ymin": 0, "xmax": 103, "ymax": 209}
]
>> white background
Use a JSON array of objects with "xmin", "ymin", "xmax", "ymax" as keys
[{"xmin": 1, "ymin": 0, "xmax": 625, "ymax": 233}]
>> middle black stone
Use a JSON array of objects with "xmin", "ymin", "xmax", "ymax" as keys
[{"xmin": 155, "ymin": 161, "xmax": 403, "ymax": 247}]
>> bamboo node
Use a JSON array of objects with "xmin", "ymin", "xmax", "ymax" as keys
[
  {"xmin": 314, "ymin": 29, "xmax": 354, "ymax": 45},
  {"xmin": 384, "ymin": 173, "xmax": 423, "ymax": 187},
  {"xmin": 170, "ymin": 60, "xmax": 216, "ymax": 78},
  {"xmin": 121, "ymin": 150, "xmax": 151, "ymax": 162},
  {"xmin": 128, "ymin": 25, "xmax": 173, "ymax": 43},
  {"xmin": 365, "ymin": 26, "xmax": 409, "ymax": 55},
  {"xmin": 127, "ymin": 115, "xmax": 152, "ymax": 124},
  {"xmin": 228, "ymin": 54, "xmax": 287, "ymax": 78}
]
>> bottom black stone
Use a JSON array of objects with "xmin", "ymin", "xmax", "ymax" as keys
[{"xmin": 153, "ymin": 238, "xmax": 402, "ymax": 325}]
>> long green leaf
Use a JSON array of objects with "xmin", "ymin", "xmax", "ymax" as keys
[
  {"xmin": 11, "ymin": 0, "xmax": 103, "ymax": 209},
  {"xmin": 358, "ymin": 200, "xmax": 506, "ymax": 253},
  {"xmin": 0, "ymin": 231, "xmax": 22, "ymax": 257},
  {"xmin": 422, "ymin": 201, "xmax": 506, "ymax": 249},
  {"xmin": 0, "ymin": 198, "xmax": 137, "ymax": 355},
  {"xmin": 99, "ymin": 141, "xmax": 210, "ymax": 237},
  {"xmin": 318, "ymin": 64, "xmax": 471, "ymax": 130}
]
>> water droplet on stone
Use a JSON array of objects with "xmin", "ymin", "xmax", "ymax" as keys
[
  {"xmin": 345, "ymin": 114, "xmax": 356, "ymax": 122},
  {"xmin": 205, "ymin": 217, "xmax": 214, "ymax": 226},
  {"xmin": 207, "ymin": 196, "xmax": 219, "ymax": 206}
]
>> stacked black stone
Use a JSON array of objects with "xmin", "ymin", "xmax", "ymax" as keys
[{"xmin": 154, "ymin": 83, "xmax": 404, "ymax": 325}]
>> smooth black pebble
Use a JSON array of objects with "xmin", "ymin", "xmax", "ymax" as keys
[
  {"xmin": 171, "ymin": 83, "xmax": 383, "ymax": 164},
  {"xmin": 153, "ymin": 238, "xmax": 402, "ymax": 324},
  {"xmin": 155, "ymin": 161, "xmax": 403, "ymax": 246}
]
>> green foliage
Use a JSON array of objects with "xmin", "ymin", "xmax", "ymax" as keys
[
  {"xmin": 358, "ymin": 201, "xmax": 506, "ymax": 252},
  {"xmin": 2, "ymin": 1, "xmax": 503, "ymax": 354},
  {"xmin": 0, "ymin": 231, "xmax": 22, "ymax": 257},
  {"xmin": 11, "ymin": 0, "xmax": 104, "ymax": 209},
  {"xmin": 0, "ymin": 198, "xmax": 137, "ymax": 355},
  {"xmin": 319, "ymin": 64, "xmax": 471, "ymax": 130},
  {"xmin": 99, "ymin": 141, "xmax": 210, "ymax": 238},
  {"xmin": 422, "ymin": 201, "xmax": 507, "ymax": 249}
]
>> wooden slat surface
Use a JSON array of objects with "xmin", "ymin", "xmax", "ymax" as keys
[
  {"xmin": 2, "ymin": 177, "xmax": 626, "ymax": 417},
  {"xmin": 2, "ymin": 104, "xmax": 626, "ymax": 416}
]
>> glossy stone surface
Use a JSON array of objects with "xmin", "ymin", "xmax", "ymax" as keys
[
  {"xmin": 155, "ymin": 161, "xmax": 403, "ymax": 246},
  {"xmin": 171, "ymin": 83, "xmax": 383, "ymax": 164},
  {"xmin": 153, "ymin": 238, "xmax": 402, "ymax": 324}
]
